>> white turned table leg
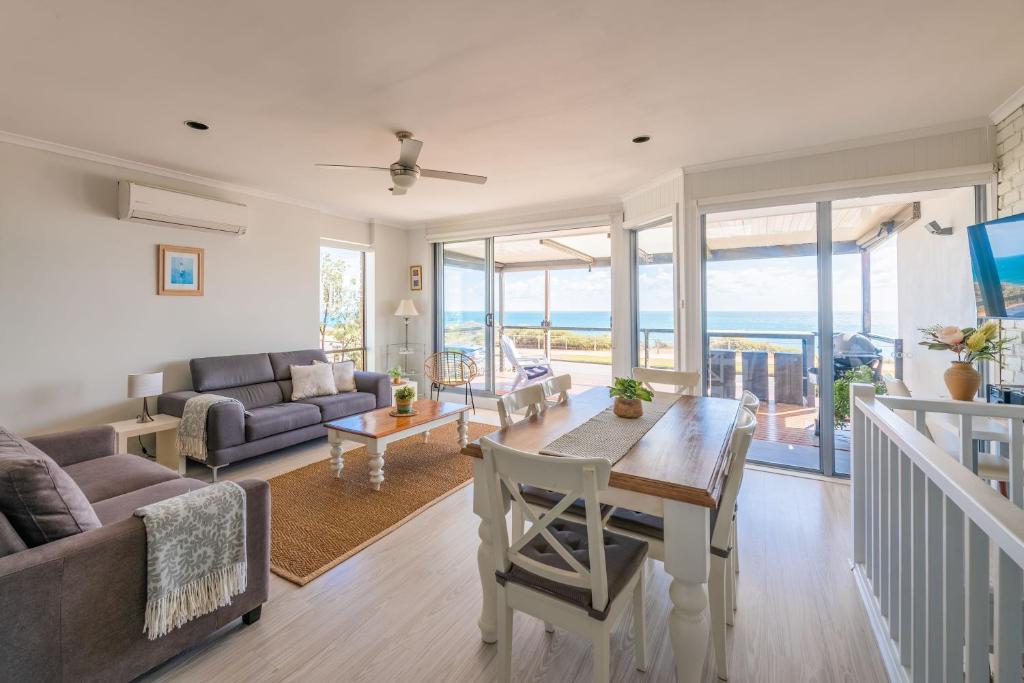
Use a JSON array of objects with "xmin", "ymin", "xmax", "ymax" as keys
[
  {"xmin": 368, "ymin": 440, "xmax": 385, "ymax": 490},
  {"xmin": 422, "ymin": 430, "xmax": 430, "ymax": 444},
  {"xmin": 458, "ymin": 411, "xmax": 469, "ymax": 448},
  {"xmin": 329, "ymin": 431, "xmax": 344, "ymax": 479},
  {"xmin": 664, "ymin": 499, "xmax": 711, "ymax": 683},
  {"xmin": 473, "ymin": 458, "xmax": 507, "ymax": 643}
]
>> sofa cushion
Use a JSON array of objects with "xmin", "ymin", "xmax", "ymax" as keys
[
  {"xmin": 245, "ymin": 403, "xmax": 322, "ymax": 441},
  {"xmin": 299, "ymin": 391, "xmax": 378, "ymax": 422},
  {"xmin": 0, "ymin": 427, "xmax": 102, "ymax": 547},
  {"xmin": 191, "ymin": 353, "xmax": 275, "ymax": 392},
  {"xmin": 205, "ymin": 382, "xmax": 283, "ymax": 410},
  {"xmin": 290, "ymin": 363, "xmax": 337, "ymax": 401},
  {"xmin": 0, "ymin": 511, "xmax": 28, "ymax": 557},
  {"xmin": 316, "ymin": 359, "xmax": 357, "ymax": 392},
  {"xmin": 64, "ymin": 454, "xmax": 179, "ymax": 504},
  {"xmin": 268, "ymin": 349, "xmax": 329, "ymax": 381},
  {"xmin": 91, "ymin": 478, "xmax": 208, "ymax": 525}
]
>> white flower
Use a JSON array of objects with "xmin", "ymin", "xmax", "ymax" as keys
[{"xmin": 937, "ymin": 326, "xmax": 964, "ymax": 345}]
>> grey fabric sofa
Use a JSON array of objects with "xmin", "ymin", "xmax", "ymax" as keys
[
  {"xmin": 158, "ymin": 349, "xmax": 389, "ymax": 477},
  {"xmin": 0, "ymin": 424, "xmax": 269, "ymax": 683}
]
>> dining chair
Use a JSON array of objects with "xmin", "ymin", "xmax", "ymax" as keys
[
  {"xmin": 741, "ymin": 389, "xmax": 760, "ymax": 413},
  {"xmin": 631, "ymin": 367, "xmax": 700, "ymax": 395},
  {"xmin": 500, "ymin": 334, "xmax": 554, "ymax": 391},
  {"xmin": 605, "ymin": 407, "xmax": 757, "ymax": 681},
  {"xmin": 496, "ymin": 384, "xmax": 548, "ymax": 430},
  {"xmin": 479, "ymin": 437, "xmax": 649, "ymax": 682},
  {"xmin": 541, "ymin": 373, "xmax": 572, "ymax": 405}
]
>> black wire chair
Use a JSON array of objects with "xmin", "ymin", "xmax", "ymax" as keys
[{"xmin": 424, "ymin": 351, "xmax": 478, "ymax": 412}]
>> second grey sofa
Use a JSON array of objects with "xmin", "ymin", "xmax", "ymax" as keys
[{"xmin": 158, "ymin": 349, "xmax": 389, "ymax": 476}]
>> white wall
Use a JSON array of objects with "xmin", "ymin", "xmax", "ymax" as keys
[
  {"xmin": 0, "ymin": 142, "xmax": 404, "ymax": 435},
  {"xmin": 897, "ymin": 186, "xmax": 978, "ymax": 396}
]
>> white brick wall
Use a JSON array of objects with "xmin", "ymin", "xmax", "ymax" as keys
[
  {"xmin": 988, "ymin": 107, "xmax": 1024, "ymax": 384},
  {"xmin": 997, "ymin": 105, "xmax": 1024, "ymax": 218}
]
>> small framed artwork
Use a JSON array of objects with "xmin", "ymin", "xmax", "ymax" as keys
[
  {"xmin": 158, "ymin": 244, "xmax": 204, "ymax": 296},
  {"xmin": 410, "ymin": 264, "xmax": 423, "ymax": 291}
]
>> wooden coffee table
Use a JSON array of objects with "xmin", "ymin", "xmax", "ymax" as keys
[{"xmin": 324, "ymin": 399, "xmax": 471, "ymax": 490}]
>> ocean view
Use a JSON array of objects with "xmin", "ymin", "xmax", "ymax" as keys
[{"xmin": 445, "ymin": 309, "xmax": 898, "ymax": 340}]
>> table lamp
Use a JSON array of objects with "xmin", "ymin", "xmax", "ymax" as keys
[
  {"xmin": 394, "ymin": 299, "xmax": 419, "ymax": 348},
  {"xmin": 127, "ymin": 372, "xmax": 163, "ymax": 423}
]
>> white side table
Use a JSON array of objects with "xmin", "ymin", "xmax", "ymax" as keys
[
  {"xmin": 389, "ymin": 380, "xmax": 418, "ymax": 406},
  {"xmin": 108, "ymin": 414, "xmax": 183, "ymax": 474}
]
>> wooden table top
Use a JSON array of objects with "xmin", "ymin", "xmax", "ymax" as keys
[
  {"xmin": 325, "ymin": 399, "xmax": 469, "ymax": 438},
  {"xmin": 461, "ymin": 388, "xmax": 742, "ymax": 508}
]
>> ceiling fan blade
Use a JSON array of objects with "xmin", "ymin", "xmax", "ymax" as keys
[
  {"xmin": 420, "ymin": 168, "xmax": 487, "ymax": 184},
  {"xmin": 314, "ymin": 164, "xmax": 390, "ymax": 171},
  {"xmin": 397, "ymin": 138, "xmax": 423, "ymax": 168},
  {"xmin": 390, "ymin": 185, "xmax": 408, "ymax": 196}
]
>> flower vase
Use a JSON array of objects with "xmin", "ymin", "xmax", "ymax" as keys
[{"xmin": 944, "ymin": 361, "xmax": 980, "ymax": 401}]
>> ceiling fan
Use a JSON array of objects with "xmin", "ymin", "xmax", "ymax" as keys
[{"xmin": 316, "ymin": 131, "xmax": 487, "ymax": 195}]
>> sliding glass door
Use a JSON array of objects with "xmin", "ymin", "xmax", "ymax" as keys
[
  {"xmin": 631, "ymin": 223, "xmax": 676, "ymax": 370},
  {"xmin": 439, "ymin": 240, "xmax": 492, "ymax": 392}
]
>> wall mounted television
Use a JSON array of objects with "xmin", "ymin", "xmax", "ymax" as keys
[{"xmin": 968, "ymin": 211, "xmax": 1024, "ymax": 318}]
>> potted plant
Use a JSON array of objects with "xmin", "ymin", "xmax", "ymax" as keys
[
  {"xmin": 833, "ymin": 366, "xmax": 886, "ymax": 429},
  {"xmin": 388, "ymin": 366, "xmax": 403, "ymax": 385},
  {"xmin": 394, "ymin": 385, "xmax": 416, "ymax": 415},
  {"xmin": 919, "ymin": 321, "xmax": 1009, "ymax": 400},
  {"xmin": 608, "ymin": 377, "xmax": 653, "ymax": 418}
]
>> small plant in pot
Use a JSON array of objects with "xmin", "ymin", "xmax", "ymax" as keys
[
  {"xmin": 609, "ymin": 377, "xmax": 653, "ymax": 418},
  {"xmin": 394, "ymin": 385, "xmax": 416, "ymax": 415},
  {"xmin": 388, "ymin": 366, "xmax": 403, "ymax": 385},
  {"xmin": 919, "ymin": 321, "xmax": 1010, "ymax": 401}
]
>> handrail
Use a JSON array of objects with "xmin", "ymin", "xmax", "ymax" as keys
[
  {"xmin": 855, "ymin": 390, "xmax": 1024, "ymax": 566},
  {"xmin": 879, "ymin": 395, "xmax": 1024, "ymax": 419}
]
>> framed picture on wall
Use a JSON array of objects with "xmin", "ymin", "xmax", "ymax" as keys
[
  {"xmin": 410, "ymin": 264, "xmax": 423, "ymax": 291},
  {"xmin": 158, "ymin": 244, "xmax": 204, "ymax": 296}
]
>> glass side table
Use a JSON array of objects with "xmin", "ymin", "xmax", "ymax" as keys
[{"xmin": 386, "ymin": 342, "xmax": 426, "ymax": 393}]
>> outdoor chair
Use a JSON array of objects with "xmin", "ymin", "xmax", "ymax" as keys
[
  {"xmin": 479, "ymin": 438, "xmax": 649, "ymax": 682},
  {"xmin": 499, "ymin": 334, "xmax": 553, "ymax": 391}
]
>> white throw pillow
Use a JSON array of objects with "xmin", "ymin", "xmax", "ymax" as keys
[
  {"xmin": 316, "ymin": 360, "xmax": 357, "ymax": 393},
  {"xmin": 290, "ymin": 363, "xmax": 337, "ymax": 400}
]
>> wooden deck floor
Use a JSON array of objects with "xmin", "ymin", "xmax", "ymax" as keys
[{"xmin": 139, "ymin": 410, "xmax": 886, "ymax": 683}]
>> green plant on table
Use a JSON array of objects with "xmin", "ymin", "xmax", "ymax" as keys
[
  {"xmin": 395, "ymin": 385, "xmax": 416, "ymax": 401},
  {"xmin": 833, "ymin": 365, "xmax": 886, "ymax": 429},
  {"xmin": 388, "ymin": 366, "xmax": 403, "ymax": 380},
  {"xmin": 608, "ymin": 377, "xmax": 653, "ymax": 402}
]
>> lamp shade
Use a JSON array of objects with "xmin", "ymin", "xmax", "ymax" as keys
[
  {"xmin": 127, "ymin": 372, "xmax": 163, "ymax": 399},
  {"xmin": 394, "ymin": 299, "xmax": 419, "ymax": 317}
]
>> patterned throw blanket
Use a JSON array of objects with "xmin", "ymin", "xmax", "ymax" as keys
[
  {"xmin": 134, "ymin": 481, "xmax": 247, "ymax": 639},
  {"xmin": 176, "ymin": 394, "xmax": 244, "ymax": 463}
]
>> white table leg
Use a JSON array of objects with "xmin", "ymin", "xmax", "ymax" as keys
[
  {"xmin": 473, "ymin": 458, "xmax": 507, "ymax": 643},
  {"xmin": 664, "ymin": 499, "xmax": 711, "ymax": 683},
  {"xmin": 368, "ymin": 440, "xmax": 386, "ymax": 490},
  {"xmin": 155, "ymin": 429, "xmax": 184, "ymax": 474},
  {"xmin": 329, "ymin": 431, "xmax": 344, "ymax": 479},
  {"xmin": 422, "ymin": 430, "xmax": 430, "ymax": 444},
  {"xmin": 458, "ymin": 411, "xmax": 469, "ymax": 448}
]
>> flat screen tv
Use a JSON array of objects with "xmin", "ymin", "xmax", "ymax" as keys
[{"xmin": 968, "ymin": 211, "xmax": 1024, "ymax": 318}]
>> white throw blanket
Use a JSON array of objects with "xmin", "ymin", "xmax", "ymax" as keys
[
  {"xmin": 134, "ymin": 481, "xmax": 247, "ymax": 639},
  {"xmin": 176, "ymin": 394, "xmax": 244, "ymax": 463}
]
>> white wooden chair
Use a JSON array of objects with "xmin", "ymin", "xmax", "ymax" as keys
[
  {"xmin": 500, "ymin": 334, "xmax": 554, "ymax": 391},
  {"xmin": 631, "ymin": 367, "xmax": 700, "ymax": 395},
  {"xmin": 605, "ymin": 407, "xmax": 757, "ymax": 680},
  {"xmin": 479, "ymin": 437, "xmax": 649, "ymax": 682},
  {"xmin": 741, "ymin": 389, "xmax": 760, "ymax": 414},
  {"xmin": 496, "ymin": 384, "xmax": 548, "ymax": 430},
  {"xmin": 541, "ymin": 374, "xmax": 572, "ymax": 405}
]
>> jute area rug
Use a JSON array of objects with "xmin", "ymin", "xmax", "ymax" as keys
[{"xmin": 269, "ymin": 420, "xmax": 494, "ymax": 585}]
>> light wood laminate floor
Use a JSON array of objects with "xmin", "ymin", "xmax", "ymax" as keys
[{"xmin": 140, "ymin": 411, "xmax": 887, "ymax": 683}]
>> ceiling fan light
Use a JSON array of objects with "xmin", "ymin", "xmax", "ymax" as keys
[{"xmin": 392, "ymin": 173, "xmax": 417, "ymax": 188}]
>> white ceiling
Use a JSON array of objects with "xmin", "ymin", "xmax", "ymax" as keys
[{"xmin": 2, "ymin": 0, "xmax": 1021, "ymax": 227}]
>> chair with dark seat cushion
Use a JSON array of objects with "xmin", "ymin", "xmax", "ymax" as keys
[
  {"xmin": 244, "ymin": 402, "xmax": 322, "ymax": 441},
  {"xmin": 480, "ymin": 437, "xmax": 648, "ymax": 682},
  {"xmin": 63, "ymin": 454, "xmax": 180, "ymax": 503}
]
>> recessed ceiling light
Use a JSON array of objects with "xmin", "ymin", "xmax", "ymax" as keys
[
  {"xmin": 632, "ymin": 135, "xmax": 651, "ymax": 144},
  {"xmin": 184, "ymin": 120, "xmax": 210, "ymax": 131}
]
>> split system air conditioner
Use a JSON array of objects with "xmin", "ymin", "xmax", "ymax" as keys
[{"xmin": 117, "ymin": 181, "xmax": 248, "ymax": 236}]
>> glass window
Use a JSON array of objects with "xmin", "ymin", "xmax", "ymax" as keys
[
  {"xmin": 320, "ymin": 246, "xmax": 365, "ymax": 368},
  {"xmin": 635, "ymin": 224, "xmax": 675, "ymax": 369}
]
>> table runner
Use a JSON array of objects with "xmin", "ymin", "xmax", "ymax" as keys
[{"xmin": 539, "ymin": 393, "xmax": 680, "ymax": 465}]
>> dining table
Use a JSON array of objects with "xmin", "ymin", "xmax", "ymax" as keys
[{"xmin": 461, "ymin": 386, "xmax": 743, "ymax": 682}]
